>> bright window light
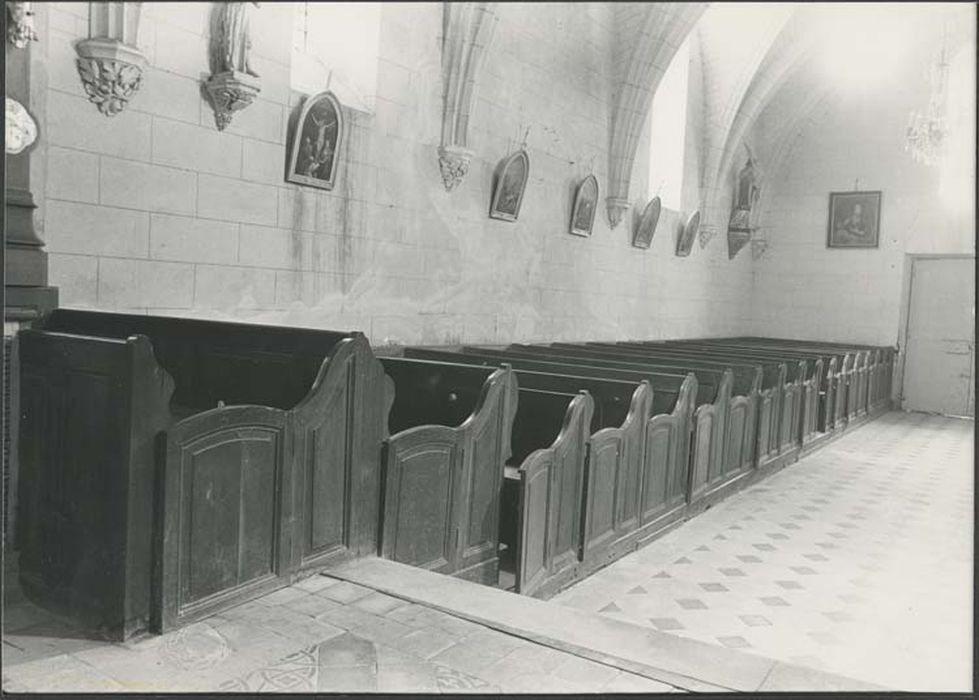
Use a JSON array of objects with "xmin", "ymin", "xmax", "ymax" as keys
[{"xmin": 648, "ymin": 39, "xmax": 690, "ymax": 210}]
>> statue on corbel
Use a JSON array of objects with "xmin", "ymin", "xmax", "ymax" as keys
[
  {"xmin": 6, "ymin": 1, "xmax": 39, "ymax": 48},
  {"xmin": 74, "ymin": 3, "xmax": 147, "ymax": 117},
  {"xmin": 726, "ymin": 144, "xmax": 760, "ymax": 260},
  {"xmin": 203, "ymin": 1, "xmax": 262, "ymax": 130}
]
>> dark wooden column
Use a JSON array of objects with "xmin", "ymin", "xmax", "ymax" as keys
[
  {"xmin": 4, "ymin": 4, "xmax": 57, "ymax": 551},
  {"xmin": 5, "ymin": 18, "xmax": 57, "ymax": 320}
]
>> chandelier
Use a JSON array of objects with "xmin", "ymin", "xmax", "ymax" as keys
[{"xmin": 905, "ymin": 26, "xmax": 950, "ymax": 166}]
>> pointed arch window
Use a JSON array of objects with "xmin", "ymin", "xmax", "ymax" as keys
[{"xmin": 647, "ymin": 38, "xmax": 690, "ymax": 210}]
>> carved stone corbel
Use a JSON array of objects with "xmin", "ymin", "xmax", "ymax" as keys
[
  {"xmin": 204, "ymin": 2, "xmax": 261, "ymax": 130},
  {"xmin": 698, "ymin": 224, "xmax": 717, "ymax": 249},
  {"xmin": 605, "ymin": 196, "xmax": 630, "ymax": 229},
  {"xmin": 6, "ymin": 2, "xmax": 38, "ymax": 48},
  {"xmin": 750, "ymin": 239, "xmax": 769, "ymax": 260},
  {"xmin": 437, "ymin": 144, "xmax": 473, "ymax": 193},
  {"xmin": 75, "ymin": 3, "xmax": 146, "ymax": 117},
  {"xmin": 203, "ymin": 71, "xmax": 260, "ymax": 130},
  {"xmin": 438, "ymin": 2, "xmax": 498, "ymax": 191}
]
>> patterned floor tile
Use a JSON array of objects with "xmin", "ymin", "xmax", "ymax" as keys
[{"xmin": 556, "ymin": 414, "xmax": 972, "ymax": 691}]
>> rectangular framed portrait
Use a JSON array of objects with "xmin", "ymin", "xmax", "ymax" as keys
[
  {"xmin": 827, "ymin": 190, "xmax": 881, "ymax": 248},
  {"xmin": 286, "ymin": 91, "xmax": 343, "ymax": 191}
]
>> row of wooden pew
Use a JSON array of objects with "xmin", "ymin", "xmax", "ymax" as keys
[
  {"xmin": 404, "ymin": 338, "xmax": 894, "ymax": 596},
  {"xmin": 14, "ymin": 309, "xmax": 894, "ymax": 640}
]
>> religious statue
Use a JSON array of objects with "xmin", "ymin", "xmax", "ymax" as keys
[
  {"xmin": 215, "ymin": 1, "xmax": 260, "ymax": 77},
  {"xmin": 728, "ymin": 148, "xmax": 760, "ymax": 233},
  {"xmin": 203, "ymin": 1, "xmax": 262, "ymax": 130}
]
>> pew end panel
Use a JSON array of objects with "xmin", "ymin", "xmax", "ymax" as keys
[
  {"xmin": 155, "ymin": 405, "xmax": 294, "ymax": 633},
  {"xmin": 379, "ymin": 361, "xmax": 517, "ymax": 585},
  {"xmin": 580, "ymin": 381, "xmax": 653, "ymax": 574},
  {"xmin": 515, "ymin": 392, "xmax": 593, "ymax": 599},
  {"xmin": 635, "ymin": 372, "xmax": 698, "ymax": 544},
  {"xmin": 18, "ymin": 330, "xmax": 175, "ymax": 641},
  {"xmin": 291, "ymin": 333, "xmax": 392, "ymax": 575}
]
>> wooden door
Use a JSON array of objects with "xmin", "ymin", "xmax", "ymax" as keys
[{"xmin": 902, "ymin": 256, "xmax": 975, "ymax": 416}]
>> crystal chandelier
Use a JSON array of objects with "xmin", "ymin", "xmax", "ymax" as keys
[{"xmin": 905, "ymin": 26, "xmax": 950, "ymax": 166}]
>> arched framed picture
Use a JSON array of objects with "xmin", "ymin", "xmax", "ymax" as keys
[
  {"xmin": 489, "ymin": 150, "xmax": 529, "ymax": 222},
  {"xmin": 569, "ymin": 174, "xmax": 599, "ymax": 236},
  {"xmin": 675, "ymin": 209, "xmax": 700, "ymax": 257},
  {"xmin": 632, "ymin": 196, "xmax": 661, "ymax": 249},
  {"xmin": 286, "ymin": 91, "xmax": 343, "ymax": 191}
]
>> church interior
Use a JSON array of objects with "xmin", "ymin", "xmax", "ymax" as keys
[{"xmin": 3, "ymin": 1, "xmax": 975, "ymax": 694}]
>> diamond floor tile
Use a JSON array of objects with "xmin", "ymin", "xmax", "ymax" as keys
[{"xmin": 553, "ymin": 412, "xmax": 973, "ymax": 692}]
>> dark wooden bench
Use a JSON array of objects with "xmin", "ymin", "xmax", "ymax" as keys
[
  {"xmin": 403, "ymin": 348, "xmax": 697, "ymax": 598},
  {"xmin": 552, "ymin": 342, "xmax": 781, "ymax": 473},
  {"xmin": 497, "ymin": 344, "xmax": 760, "ymax": 501},
  {"xmin": 721, "ymin": 337, "xmax": 894, "ymax": 416},
  {"xmin": 673, "ymin": 339, "xmax": 856, "ymax": 420},
  {"xmin": 605, "ymin": 341, "xmax": 820, "ymax": 452},
  {"xmin": 20, "ymin": 309, "xmax": 390, "ymax": 638},
  {"xmin": 377, "ymin": 358, "xmax": 518, "ymax": 586}
]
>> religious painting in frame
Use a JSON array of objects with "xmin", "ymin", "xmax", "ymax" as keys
[
  {"xmin": 632, "ymin": 196, "xmax": 661, "ymax": 249},
  {"xmin": 569, "ymin": 174, "xmax": 599, "ymax": 236},
  {"xmin": 675, "ymin": 209, "xmax": 700, "ymax": 257},
  {"xmin": 286, "ymin": 91, "xmax": 343, "ymax": 191},
  {"xmin": 827, "ymin": 190, "xmax": 881, "ymax": 248},
  {"xmin": 489, "ymin": 150, "xmax": 529, "ymax": 222}
]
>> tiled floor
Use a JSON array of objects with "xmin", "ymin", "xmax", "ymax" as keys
[
  {"xmin": 553, "ymin": 411, "xmax": 974, "ymax": 692},
  {"xmin": 3, "ymin": 411, "xmax": 970, "ymax": 693},
  {"xmin": 2, "ymin": 572, "xmax": 674, "ymax": 693}
]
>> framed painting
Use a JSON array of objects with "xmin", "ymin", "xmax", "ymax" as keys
[
  {"xmin": 675, "ymin": 209, "xmax": 700, "ymax": 257},
  {"xmin": 569, "ymin": 174, "xmax": 599, "ymax": 236},
  {"xmin": 632, "ymin": 196, "xmax": 661, "ymax": 249},
  {"xmin": 489, "ymin": 150, "xmax": 529, "ymax": 222},
  {"xmin": 286, "ymin": 91, "xmax": 343, "ymax": 191},
  {"xmin": 827, "ymin": 190, "xmax": 881, "ymax": 248}
]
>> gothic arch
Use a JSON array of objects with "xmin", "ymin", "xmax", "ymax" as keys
[
  {"xmin": 438, "ymin": 2, "xmax": 500, "ymax": 191},
  {"xmin": 605, "ymin": 2, "xmax": 707, "ymax": 228}
]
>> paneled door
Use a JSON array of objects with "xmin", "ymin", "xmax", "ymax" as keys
[{"xmin": 902, "ymin": 256, "xmax": 975, "ymax": 416}]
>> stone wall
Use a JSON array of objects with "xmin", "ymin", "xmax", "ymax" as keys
[{"xmin": 35, "ymin": 1, "xmax": 754, "ymax": 346}]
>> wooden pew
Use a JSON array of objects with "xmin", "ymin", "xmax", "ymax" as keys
[
  {"xmin": 21, "ymin": 309, "xmax": 390, "ymax": 637},
  {"xmin": 723, "ymin": 337, "xmax": 893, "ymax": 416},
  {"xmin": 503, "ymin": 343, "xmax": 766, "ymax": 485},
  {"xmin": 550, "ymin": 342, "xmax": 783, "ymax": 472},
  {"xmin": 610, "ymin": 341, "xmax": 824, "ymax": 451},
  {"xmin": 466, "ymin": 344, "xmax": 741, "ymax": 512},
  {"xmin": 377, "ymin": 358, "xmax": 518, "ymax": 585},
  {"xmin": 403, "ymin": 348, "xmax": 698, "ymax": 597},
  {"xmin": 675, "ymin": 339, "xmax": 862, "ymax": 426}
]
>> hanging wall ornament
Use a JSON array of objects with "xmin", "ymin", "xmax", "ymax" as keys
[
  {"xmin": 675, "ymin": 209, "xmax": 700, "ymax": 257},
  {"xmin": 569, "ymin": 174, "xmax": 599, "ymax": 237},
  {"xmin": 489, "ymin": 150, "xmax": 529, "ymax": 222},
  {"xmin": 285, "ymin": 91, "xmax": 343, "ymax": 191},
  {"xmin": 74, "ymin": 4, "xmax": 147, "ymax": 117},
  {"xmin": 203, "ymin": 2, "xmax": 262, "ymax": 130},
  {"xmin": 632, "ymin": 196, "xmax": 661, "ymax": 249}
]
